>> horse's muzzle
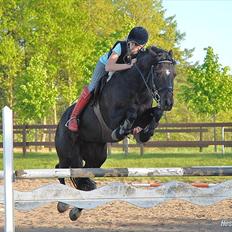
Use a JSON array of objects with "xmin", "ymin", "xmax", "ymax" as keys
[{"xmin": 159, "ymin": 92, "xmax": 173, "ymax": 111}]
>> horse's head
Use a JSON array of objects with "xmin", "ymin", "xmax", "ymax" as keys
[{"xmin": 144, "ymin": 46, "xmax": 176, "ymax": 111}]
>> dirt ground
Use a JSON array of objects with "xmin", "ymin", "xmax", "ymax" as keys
[{"xmin": 1, "ymin": 179, "xmax": 232, "ymax": 232}]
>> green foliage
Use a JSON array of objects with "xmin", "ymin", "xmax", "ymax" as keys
[
  {"xmin": 0, "ymin": 0, "xmax": 24, "ymax": 108},
  {"xmin": 0, "ymin": 0, "xmax": 192, "ymax": 123},
  {"xmin": 14, "ymin": 54, "xmax": 57, "ymax": 123},
  {"xmin": 179, "ymin": 47, "xmax": 232, "ymax": 118}
]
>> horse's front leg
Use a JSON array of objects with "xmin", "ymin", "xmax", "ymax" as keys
[
  {"xmin": 111, "ymin": 108, "xmax": 137, "ymax": 141},
  {"xmin": 135, "ymin": 107, "xmax": 164, "ymax": 143}
]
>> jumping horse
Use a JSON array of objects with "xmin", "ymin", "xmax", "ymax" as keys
[{"xmin": 55, "ymin": 46, "xmax": 176, "ymax": 220}]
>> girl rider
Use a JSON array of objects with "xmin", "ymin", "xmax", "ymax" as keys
[{"xmin": 67, "ymin": 26, "xmax": 149, "ymax": 132}]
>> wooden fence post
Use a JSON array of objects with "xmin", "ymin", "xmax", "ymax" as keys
[
  {"xmin": 22, "ymin": 125, "xmax": 27, "ymax": 157},
  {"xmin": 214, "ymin": 126, "xmax": 217, "ymax": 152},
  {"xmin": 48, "ymin": 128, "xmax": 52, "ymax": 152},
  {"xmin": 140, "ymin": 143, "xmax": 144, "ymax": 156},
  {"xmin": 107, "ymin": 143, "xmax": 112, "ymax": 156},
  {"xmin": 222, "ymin": 127, "xmax": 225, "ymax": 154},
  {"xmin": 199, "ymin": 127, "xmax": 203, "ymax": 152},
  {"xmin": 35, "ymin": 129, "xmax": 38, "ymax": 152},
  {"xmin": 123, "ymin": 138, "xmax": 128, "ymax": 155}
]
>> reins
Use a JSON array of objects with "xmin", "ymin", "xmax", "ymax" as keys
[{"xmin": 134, "ymin": 59, "xmax": 174, "ymax": 105}]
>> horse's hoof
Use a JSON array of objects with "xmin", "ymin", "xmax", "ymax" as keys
[
  {"xmin": 111, "ymin": 129, "xmax": 124, "ymax": 141},
  {"xmin": 83, "ymin": 179, "xmax": 97, "ymax": 191},
  {"xmin": 69, "ymin": 207, "xmax": 82, "ymax": 221},
  {"xmin": 57, "ymin": 202, "xmax": 69, "ymax": 213},
  {"xmin": 75, "ymin": 178, "xmax": 97, "ymax": 191}
]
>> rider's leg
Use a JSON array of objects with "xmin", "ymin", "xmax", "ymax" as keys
[
  {"xmin": 88, "ymin": 61, "xmax": 107, "ymax": 92},
  {"xmin": 67, "ymin": 61, "xmax": 107, "ymax": 132},
  {"xmin": 68, "ymin": 86, "xmax": 91, "ymax": 132}
]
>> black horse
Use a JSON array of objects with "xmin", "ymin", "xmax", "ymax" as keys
[{"xmin": 55, "ymin": 46, "xmax": 176, "ymax": 220}]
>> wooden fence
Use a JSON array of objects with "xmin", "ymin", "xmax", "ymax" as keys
[{"xmin": 0, "ymin": 123, "xmax": 232, "ymax": 156}]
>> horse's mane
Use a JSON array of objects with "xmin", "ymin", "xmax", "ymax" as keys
[{"xmin": 136, "ymin": 46, "xmax": 174, "ymax": 66}]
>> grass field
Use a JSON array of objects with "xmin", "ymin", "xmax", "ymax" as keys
[{"xmin": 1, "ymin": 151, "xmax": 232, "ymax": 182}]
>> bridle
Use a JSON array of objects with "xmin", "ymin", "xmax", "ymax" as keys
[{"xmin": 134, "ymin": 59, "xmax": 174, "ymax": 105}]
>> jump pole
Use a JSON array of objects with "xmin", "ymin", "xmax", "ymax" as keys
[
  {"xmin": 3, "ymin": 106, "xmax": 14, "ymax": 232},
  {"xmin": 13, "ymin": 166, "xmax": 232, "ymax": 179}
]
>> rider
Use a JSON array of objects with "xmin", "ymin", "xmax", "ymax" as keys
[{"xmin": 67, "ymin": 26, "xmax": 149, "ymax": 132}]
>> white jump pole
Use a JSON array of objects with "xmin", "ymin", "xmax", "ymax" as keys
[{"xmin": 3, "ymin": 106, "xmax": 14, "ymax": 232}]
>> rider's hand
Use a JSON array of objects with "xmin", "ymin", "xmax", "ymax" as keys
[
  {"xmin": 130, "ymin": 58, "xmax": 137, "ymax": 68},
  {"xmin": 131, "ymin": 58, "xmax": 137, "ymax": 64},
  {"xmin": 133, "ymin": 126, "xmax": 143, "ymax": 135}
]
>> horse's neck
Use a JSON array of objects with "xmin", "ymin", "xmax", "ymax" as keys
[
  {"xmin": 98, "ymin": 61, "xmax": 153, "ymax": 128},
  {"xmin": 127, "ymin": 62, "xmax": 152, "ymax": 93}
]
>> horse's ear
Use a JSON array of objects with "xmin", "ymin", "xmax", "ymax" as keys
[
  {"xmin": 168, "ymin": 50, "xmax": 176, "ymax": 64},
  {"xmin": 149, "ymin": 47, "xmax": 157, "ymax": 57}
]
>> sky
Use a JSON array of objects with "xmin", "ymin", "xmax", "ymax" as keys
[{"xmin": 162, "ymin": 0, "xmax": 232, "ymax": 69}]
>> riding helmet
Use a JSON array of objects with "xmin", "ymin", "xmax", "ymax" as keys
[{"xmin": 127, "ymin": 26, "xmax": 149, "ymax": 45}]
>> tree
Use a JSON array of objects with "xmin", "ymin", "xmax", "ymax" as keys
[
  {"xmin": 14, "ymin": 54, "xmax": 57, "ymax": 123},
  {"xmin": 0, "ymin": 0, "xmax": 24, "ymax": 108},
  {"xmin": 179, "ymin": 46, "xmax": 232, "ymax": 121}
]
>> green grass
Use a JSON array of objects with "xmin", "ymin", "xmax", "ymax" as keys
[
  {"xmin": 104, "ymin": 152, "xmax": 232, "ymax": 167},
  {"xmin": 1, "ymin": 151, "xmax": 232, "ymax": 182}
]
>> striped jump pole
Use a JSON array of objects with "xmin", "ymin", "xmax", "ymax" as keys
[
  {"xmin": 12, "ymin": 166, "xmax": 232, "ymax": 179},
  {"xmin": 2, "ymin": 166, "xmax": 232, "ymax": 180}
]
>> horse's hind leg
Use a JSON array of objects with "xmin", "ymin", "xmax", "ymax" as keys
[
  {"xmin": 67, "ymin": 143, "xmax": 86, "ymax": 221},
  {"xmin": 56, "ymin": 153, "xmax": 84, "ymax": 221},
  {"xmin": 55, "ymin": 137, "xmax": 83, "ymax": 214},
  {"xmin": 55, "ymin": 162, "xmax": 66, "ymax": 185},
  {"xmin": 55, "ymin": 160, "xmax": 71, "ymax": 213},
  {"xmin": 69, "ymin": 142, "xmax": 107, "ymax": 221},
  {"xmin": 71, "ymin": 142, "xmax": 107, "ymax": 191}
]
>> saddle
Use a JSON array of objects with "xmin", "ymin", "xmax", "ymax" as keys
[{"xmin": 93, "ymin": 74, "xmax": 108, "ymax": 104}]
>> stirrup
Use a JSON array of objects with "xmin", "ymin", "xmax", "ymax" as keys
[{"xmin": 65, "ymin": 117, "xmax": 76, "ymax": 127}]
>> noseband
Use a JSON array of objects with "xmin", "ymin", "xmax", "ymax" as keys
[{"xmin": 135, "ymin": 59, "xmax": 174, "ymax": 104}]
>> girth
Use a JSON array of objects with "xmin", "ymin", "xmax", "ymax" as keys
[{"xmin": 93, "ymin": 102, "xmax": 113, "ymax": 142}]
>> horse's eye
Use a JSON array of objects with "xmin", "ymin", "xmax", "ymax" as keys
[{"xmin": 154, "ymin": 70, "xmax": 162, "ymax": 76}]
